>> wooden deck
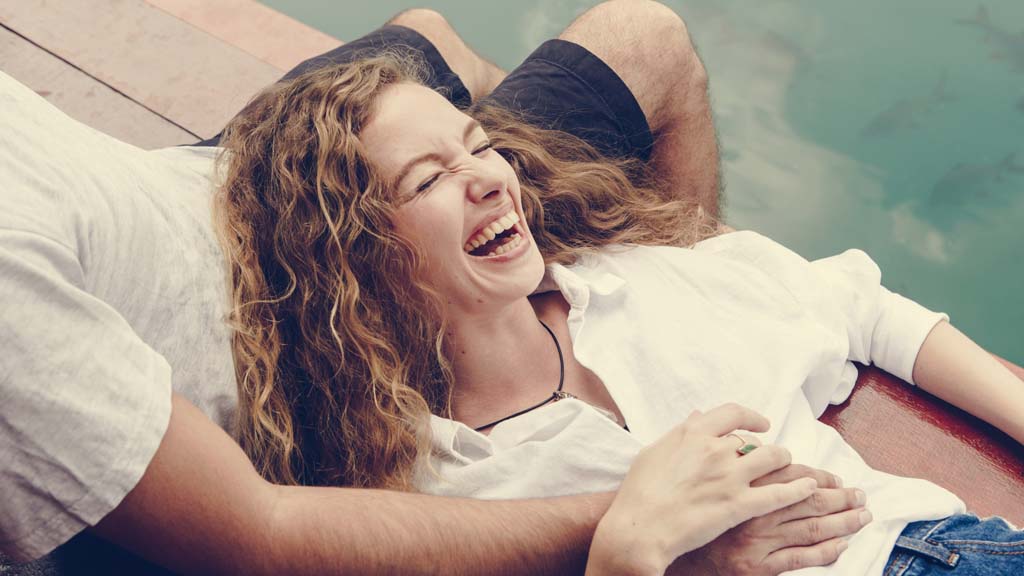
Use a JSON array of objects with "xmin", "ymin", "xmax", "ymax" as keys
[{"xmin": 0, "ymin": 0, "xmax": 340, "ymax": 149}]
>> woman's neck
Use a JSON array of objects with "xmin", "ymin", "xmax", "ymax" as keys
[{"xmin": 447, "ymin": 297, "xmax": 564, "ymax": 428}]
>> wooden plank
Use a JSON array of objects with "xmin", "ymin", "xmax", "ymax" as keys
[
  {"xmin": 0, "ymin": 26, "xmax": 196, "ymax": 149},
  {"xmin": 822, "ymin": 364, "xmax": 1024, "ymax": 525},
  {"xmin": 0, "ymin": 0, "xmax": 282, "ymax": 139},
  {"xmin": 144, "ymin": 0, "xmax": 342, "ymax": 73}
]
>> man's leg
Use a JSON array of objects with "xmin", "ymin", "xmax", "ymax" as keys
[
  {"xmin": 386, "ymin": 9, "xmax": 506, "ymax": 102},
  {"xmin": 476, "ymin": 0, "xmax": 719, "ymax": 218},
  {"xmin": 558, "ymin": 0, "xmax": 719, "ymax": 217}
]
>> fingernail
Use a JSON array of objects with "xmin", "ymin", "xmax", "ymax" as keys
[
  {"xmin": 837, "ymin": 540, "xmax": 849, "ymax": 553},
  {"xmin": 833, "ymin": 474, "xmax": 843, "ymax": 487},
  {"xmin": 859, "ymin": 510, "xmax": 873, "ymax": 525},
  {"xmin": 854, "ymin": 489, "xmax": 866, "ymax": 506}
]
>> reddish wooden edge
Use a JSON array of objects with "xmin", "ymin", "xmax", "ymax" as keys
[{"xmin": 821, "ymin": 356, "xmax": 1024, "ymax": 526}]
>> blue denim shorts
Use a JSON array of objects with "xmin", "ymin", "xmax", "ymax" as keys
[{"xmin": 884, "ymin": 514, "xmax": 1024, "ymax": 575}]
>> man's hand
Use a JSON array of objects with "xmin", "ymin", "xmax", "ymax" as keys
[
  {"xmin": 668, "ymin": 465, "xmax": 870, "ymax": 575},
  {"xmin": 587, "ymin": 405, "xmax": 818, "ymax": 576}
]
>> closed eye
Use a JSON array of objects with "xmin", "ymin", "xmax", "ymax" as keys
[{"xmin": 414, "ymin": 142, "xmax": 494, "ymax": 193}]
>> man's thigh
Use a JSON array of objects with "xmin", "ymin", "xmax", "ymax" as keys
[{"xmin": 477, "ymin": 39, "xmax": 654, "ymax": 163}]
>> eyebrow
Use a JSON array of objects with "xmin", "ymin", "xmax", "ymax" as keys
[{"xmin": 394, "ymin": 118, "xmax": 483, "ymax": 189}]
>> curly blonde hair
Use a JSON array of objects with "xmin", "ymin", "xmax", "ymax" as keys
[{"xmin": 214, "ymin": 53, "xmax": 716, "ymax": 490}]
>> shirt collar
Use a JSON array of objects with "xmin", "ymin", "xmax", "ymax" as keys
[
  {"xmin": 429, "ymin": 397, "xmax": 623, "ymax": 463},
  {"xmin": 428, "ymin": 252, "xmax": 627, "ymax": 460},
  {"xmin": 539, "ymin": 255, "xmax": 626, "ymax": 306}
]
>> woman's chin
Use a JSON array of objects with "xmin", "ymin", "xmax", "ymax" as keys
[{"xmin": 457, "ymin": 250, "xmax": 546, "ymax": 309}]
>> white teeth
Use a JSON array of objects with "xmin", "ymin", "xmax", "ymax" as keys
[
  {"xmin": 486, "ymin": 233, "xmax": 522, "ymax": 257},
  {"xmin": 465, "ymin": 208, "xmax": 522, "ymax": 253}
]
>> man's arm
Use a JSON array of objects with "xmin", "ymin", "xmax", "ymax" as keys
[{"xmin": 93, "ymin": 393, "xmax": 611, "ymax": 575}]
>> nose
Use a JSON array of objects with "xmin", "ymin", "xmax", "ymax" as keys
[{"xmin": 465, "ymin": 158, "xmax": 505, "ymax": 203}]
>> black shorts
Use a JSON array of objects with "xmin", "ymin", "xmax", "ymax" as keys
[{"xmin": 197, "ymin": 25, "xmax": 654, "ymax": 162}]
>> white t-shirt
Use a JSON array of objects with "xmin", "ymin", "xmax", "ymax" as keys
[
  {"xmin": 0, "ymin": 72, "xmax": 236, "ymax": 561},
  {"xmin": 418, "ymin": 234, "xmax": 965, "ymax": 576}
]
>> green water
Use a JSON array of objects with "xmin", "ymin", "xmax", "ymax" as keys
[{"xmin": 261, "ymin": 0, "xmax": 1024, "ymax": 364}]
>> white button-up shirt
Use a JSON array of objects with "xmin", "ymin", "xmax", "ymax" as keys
[{"xmin": 418, "ymin": 231, "xmax": 964, "ymax": 575}]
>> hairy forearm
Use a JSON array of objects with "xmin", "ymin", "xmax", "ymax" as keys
[
  {"xmin": 269, "ymin": 486, "xmax": 611, "ymax": 575},
  {"xmin": 912, "ymin": 320, "xmax": 1024, "ymax": 443},
  {"xmin": 94, "ymin": 394, "xmax": 611, "ymax": 575}
]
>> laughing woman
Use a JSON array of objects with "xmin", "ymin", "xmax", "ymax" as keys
[{"xmin": 215, "ymin": 55, "xmax": 1024, "ymax": 575}]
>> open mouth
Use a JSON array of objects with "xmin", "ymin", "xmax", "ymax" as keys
[
  {"xmin": 464, "ymin": 209, "xmax": 526, "ymax": 258},
  {"xmin": 468, "ymin": 227, "xmax": 523, "ymax": 257}
]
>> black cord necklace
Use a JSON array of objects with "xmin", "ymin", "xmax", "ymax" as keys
[{"xmin": 473, "ymin": 320, "xmax": 566, "ymax": 432}]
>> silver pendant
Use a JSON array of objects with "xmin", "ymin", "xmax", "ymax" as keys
[{"xmin": 551, "ymin": 391, "xmax": 623, "ymax": 427}]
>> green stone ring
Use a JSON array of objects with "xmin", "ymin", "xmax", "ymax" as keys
[{"xmin": 736, "ymin": 443, "xmax": 759, "ymax": 456}]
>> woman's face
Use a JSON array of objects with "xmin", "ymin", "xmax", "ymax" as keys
[{"xmin": 360, "ymin": 83, "xmax": 545, "ymax": 314}]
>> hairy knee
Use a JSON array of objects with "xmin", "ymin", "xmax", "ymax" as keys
[
  {"xmin": 618, "ymin": 1, "xmax": 700, "ymax": 77},
  {"xmin": 568, "ymin": 0, "xmax": 706, "ymax": 124},
  {"xmin": 574, "ymin": 1, "xmax": 700, "ymax": 70},
  {"xmin": 588, "ymin": 1, "xmax": 690, "ymax": 43}
]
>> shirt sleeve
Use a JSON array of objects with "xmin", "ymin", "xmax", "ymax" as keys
[
  {"xmin": 0, "ymin": 229, "xmax": 172, "ymax": 562},
  {"xmin": 808, "ymin": 249, "xmax": 948, "ymax": 385},
  {"xmin": 693, "ymin": 231, "xmax": 947, "ymax": 408}
]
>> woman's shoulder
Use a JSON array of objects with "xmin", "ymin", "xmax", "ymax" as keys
[
  {"xmin": 568, "ymin": 230, "xmax": 863, "ymax": 294},
  {"xmin": 555, "ymin": 236, "xmax": 751, "ymax": 290},
  {"xmin": 691, "ymin": 229, "xmax": 789, "ymax": 255},
  {"xmin": 572, "ymin": 230, "xmax": 794, "ymax": 271}
]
